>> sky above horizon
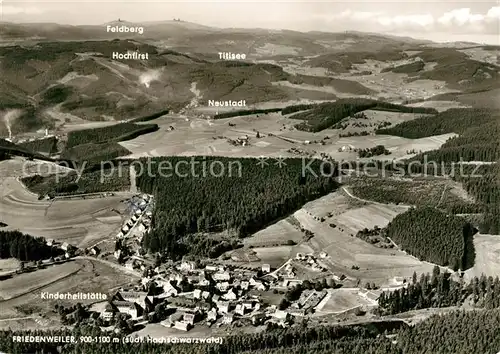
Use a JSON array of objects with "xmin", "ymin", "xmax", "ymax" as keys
[{"xmin": 1, "ymin": 1, "xmax": 499, "ymax": 44}]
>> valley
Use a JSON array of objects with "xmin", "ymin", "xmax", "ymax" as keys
[{"xmin": 0, "ymin": 13, "xmax": 499, "ymax": 354}]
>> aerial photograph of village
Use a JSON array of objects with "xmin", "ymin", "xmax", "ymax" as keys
[{"xmin": 0, "ymin": 1, "xmax": 499, "ymax": 353}]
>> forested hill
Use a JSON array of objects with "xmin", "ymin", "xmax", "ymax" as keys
[
  {"xmin": 374, "ymin": 107, "xmax": 500, "ymax": 234},
  {"xmin": 289, "ymin": 98, "xmax": 436, "ymax": 132},
  {"xmin": 0, "ymin": 138, "xmax": 50, "ymax": 160},
  {"xmin": 385, "ymin": 207, "xmax": 475, "ymax": 270},
  {"xmin": 136, "ymin": 157, "xmax": 339, "ymax": 259},
  {"xmin": 376, "ymin": 108, "xmax": 499, "ymax": 162}
]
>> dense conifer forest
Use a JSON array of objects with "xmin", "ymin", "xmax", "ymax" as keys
[
  {"xmin": 455, "ymin": 163, "xmax": 500, "ymax": 234},
  {"xmin": 376, "ymin": 108, "xmax": 499, "ymax": 162},
  {"xmin": 385, "ymin": 207, "xmax": 475, "ymax": 270},
  {"xmin": 375, "ymin": 107, "xmax": 500, "ymax": 233},
  {"xmin": 2, "ymin": 309, "xmax": 500, "ymax": 353},
  {"xmin": 22, "ymin": 165, "xmax": 130, "ymax": 198},
  {"xmin": 60, "ymin": 142, "xmax": 131, "ymax": 165},
  {"xmin": 213, "ymin": 108, "xmax": 282, "ymax": 119},
  {"xmin": 350, "ymin": 176, "xmax": 481, "ymax": 214},
  {"xmin": 281, "ymin": 103, "xmax": 318, "ymax": 115},
  {"xmin": 290, "ymin": 98, "xmax": 436, "ymax": 132},
  {"xmin": 129, "ymin": 109, "xmax": 170, "ymax": 123},
  {"xmin": 381, "ymin": 60, "xmax": 425, "ymax": 74},
  {"xmin": 18, "ymin": 136, "xmax": 58, "ymax": 155},
  {"xmin": 376, "ymin": 108, "xmax": 494, "ymax": 138},
  {"xmin": 0, "ymin": 138, "xmax": 49, "ymax": 160},
  {"xmin": 0, "ymin": 230, "xmax": 63, "ymax": 261},
  {"xmin": 65, "ymin": 123, "xmax": 158, "ymax": 148},
  {"xmin": 379, "ymin": 267, "xmax": 500, "ymax": 315},
  {"xmin": 136, "ymin": 157, "xmax": 339, "ymax": 259},
  {"xmin": 60, "ymin": 122, "xmax": 158, "ymax": 165}
]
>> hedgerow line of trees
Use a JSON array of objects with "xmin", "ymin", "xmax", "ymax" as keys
[
  {"xmin": 213, "ymin": 108, "xmax": 282, "ymax": 119},
  {"xmin": 357, "ymin": 145, "xmax": 391, "ymax": 158}
]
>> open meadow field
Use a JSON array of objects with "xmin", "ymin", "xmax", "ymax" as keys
[
  {"xmin": 0, "ymin": 159, "xmax": 132, "ymax": 247},
  {"xmin": 0, "ymin": 258, "xmax": 135, "ymax": 323},
  {"xmin": 464, "ymin": 234, "xmax": 500, "ymax": 282},
  {"xmin": 0, "ymin": 261, "xmax": 82, "ymax": 301},
  {"xmin": 308, "ymin": 133, "xmax": 456, "ymax": 161},
  {"xmin": 118, "ymin": 111, "xmax": 455, "ymax": 161},
  {"xmin": 407, "ymin": 100, "xmax": 469, "ymax": 112},
  {"xmin": 243, "ymin": 218, "xmax": 304, "ymax": 247},
  {"xmin": 292, "ymin": 191, "xmax": 435, "ymax": 286},
  {"xmin": 316, "ymin": 288, "xmax": 378, "ymax": 314},
  {"xmin": 0, "ymin": 259, "xmax": 20, "ymax": 276},
  {"xmin": 238, "ymin": 187, "xmax": 441, "ymax": 286}
]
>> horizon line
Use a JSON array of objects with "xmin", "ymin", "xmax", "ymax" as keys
[{"xmin": 1, "ymin": 19, "xmax": 498, "ymax": 46}]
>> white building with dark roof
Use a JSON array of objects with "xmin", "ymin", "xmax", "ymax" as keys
[
  {"xmin": 113, "ymin": 301, "xmax": 141, "ymax": 319},
  {"xmin": 174, "ymin": 321, "xmax": 191, "ymax": 331}
]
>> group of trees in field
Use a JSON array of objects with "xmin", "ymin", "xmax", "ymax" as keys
[
  {"xmin": 40, "ymin": 85, "xmax": 73, "ymax": 105},
  {"xmin": 381, "ymin": 60, "xmax": 425, "ymax": 74},
  {"xmin": 379, "ymin": 267, "xmax": 500, "ymax": 315},
  {"xmin": 2, "ymin": 309, "xmax": 500, "ymax": 353},
  {"xmin": 290, "ymin": 98, "xmax": 436, "ymax": 132},
  {"xmin": 213, "ymin": 108, "xmax": 281, "ymax": 119},
  {"xmin": 385, "ymin": 207, "xmax": 475, "ymax": 270},
  {"xmin": 357, "ymin": 145, "xmax": 391, "ymax": 158},
  {"xmin": 22, "ymin": 164, "xmax": 130, "ymax": 198},
  {"xmin": 66, "ymin": 122, "xmax": 158, "ymax": 148},
  {"xmin": 0, "ymin": 230, "xmax": 63, "ymax": 261},
  {"xmin": 137, "ymin": 157, "xmax": 339, "ymax": 259}
]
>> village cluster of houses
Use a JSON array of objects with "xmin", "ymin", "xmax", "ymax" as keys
[
  {"xmin": 278, "ymin": 252, "xmax": 329, "ymax": 288},
  {"xmin": 117, "ymin": 194, "xmax": 153, "ymax": 240},
  {"xmin": 45, "ymin": 239, "xmax": 77, "ymax": 260},
  {"xmin": 112, "ymin": 194, "xmax": 154, "ymax": 265},
  {"xmin": 84, "ymin": 195, "xmax": 341, "ymax": 333},
  {"xmin": 227, "ymin": 135, "xmax": 249, "ymax": 147},
  {"xmin": 96, "ymin": 259, "xmax": 299, "ymax": 332}
]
